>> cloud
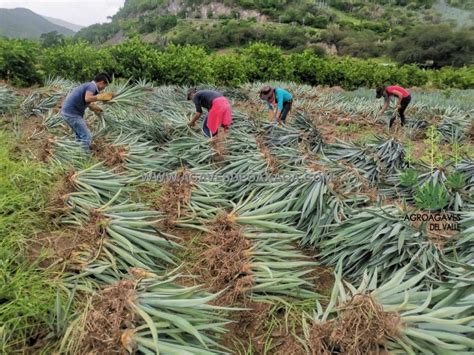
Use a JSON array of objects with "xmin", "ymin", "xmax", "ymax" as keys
[{"xmin": 1, "ymin": 0, "xmax": 125, "ymax": 26}]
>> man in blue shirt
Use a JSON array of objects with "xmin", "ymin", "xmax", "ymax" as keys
[
  {"xmin": 61, "ymin": 73, "xmax": 114, "ymax": 152},
  {"xmin": 259, "ymin": 86, "xmax": 293, "ymax": 125}
]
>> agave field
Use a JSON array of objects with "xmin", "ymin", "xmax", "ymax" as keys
[{"xmin": 0, "ymin": 78, "xmax": 473, "ymax": 354}]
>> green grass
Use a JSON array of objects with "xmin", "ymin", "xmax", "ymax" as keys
[{"xmin": 0, "ymin": 130, "xmax": 65, "ymax": 352}]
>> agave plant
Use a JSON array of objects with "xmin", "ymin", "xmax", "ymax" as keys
[
  {"xmin": 61, "ymin": 272, "xmax": 230, "ymax": 355},
  {"xmin": 303, "ymin": 265, "xmax": 474, "ymax": 354},
  {"xmin": 173, "ymin": 187, "xmax": 319, "ymax": 301},
  {"xmin": 324, "ymin": 140, "xmax": 380, "ymax": 184},
  {"xmin": 20, "ymin": 78, "xmax": 74, "ymax": 117},
  {"xmin": 318, "ymin": 205, "xmax": 449, "ymax": 283},
  {"xmin": 105, "ymin": 79, "xmax": 151, "ymax": 109},
  {"xmin": 437, "ymin": 114, "xmax": 471, "ymax": 143},
  {"xmin": 0, "ymin": 85, "xmax": 19, "ymax": 114},
  {"xmin": 65, "ymin": 197, "xmax": 179, "ymax": 271}
]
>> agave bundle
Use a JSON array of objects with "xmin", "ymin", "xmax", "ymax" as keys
[
  {"xmin": 455, "ymin": 159, "xmax": 474, "ymax": 193},
  {"xmin": 63, "ymin": 194, "xmax": 179, "ymax": 272},
  {"xmin": 437, "ymin": 114, "xmax": 472, "ymax": 143},
  {"xmin": 324, "ymin": 140, "xmax": 380, "ymax": 184},
  {"xmin": 61, "ymin": 273, "xmax": 229, "ymax": 355},
  {"xmin": 153, "ymin": 133, "xmax": 227, "ymax": 171},
  {"xmin": 20, "ymin": 78, "xmax": 73, "ymax": 117},
  {"xmin": 148, "ymin": 86, "xmax": 191, "ymax": 119},
  {"xmin": 175, "ymin": 189, "xmax": 318, "ymax": 301},
  {"xmin": 374, "ymin": 138, "xmax": 407, "ymax": 175},
  {"xmin": 231, "ymin": 170, "xmax": 348, "ymax": 245},
  {"xmin": 303, "ymin": 265, "xmax": 474, "ymax": 354},
  {"xmin": 449, "ymin": 211, "xmax": 474, "ymax": 264},
  {"xmin": 0, "ymin": 85, "xmax": 19, "ymax": 114},
  {"xmin": 64, "ymin": 163, "xmax": 133, "ymax": 202},
  {"xmin": 292, "ymin": 111, "xmax": 324, "ymax": 154},
  {"xmin": 49, "ymin": 137, "xmax": 89, "ymax": 166},
  {"xmin": 42, "ymin": 109, "xmax": 65, "ymax": 130},
  {"xmin": 318, "ymin": 205, "xmax": 449, "ymax": 283},
  {"xmin": 105, "ymin": 109, "xmax": 178, "ymax": 144},
  {"xmin": 105, "ymin": 79, "xmax": 151, "ymax": 109},
  {"xmin": 404, "ymin": 117, "xmax": 429, "ymax": 138},
  {"xmin": 90, "ymin": 133, "xmax": 163, "ymax": 175},
  {"xmin": 44, "ymin": 76, "xmax": 77, "ymax": 93}
]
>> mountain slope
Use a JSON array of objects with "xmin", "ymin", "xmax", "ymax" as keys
[
  {"xmin": 0, "ymin": 8, "xmax": 75, "ymax": 38},
  {"xmin": 43, "ymin": 16, "xmax": 83, "ymax": 32}
]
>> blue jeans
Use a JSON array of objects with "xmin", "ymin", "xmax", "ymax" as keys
[
  {"xmin": 279, "ymin": 100, "xmax": 292, "ymax": 123},
  {"xmin": 202, "ymin": 116, "xmax": 217, "ymax": 138},
  {"xmin": 61, "ymin": 112, "xmax": 92, "ymax": 153}
]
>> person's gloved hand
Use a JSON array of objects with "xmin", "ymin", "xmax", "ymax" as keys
[
  {"xmin": 96, "ymin": 92, "xmax": 114, "ymax": 102},
  {"xmin": 89, "ymin": 103, "xmax": 103, "ymax": 113}
]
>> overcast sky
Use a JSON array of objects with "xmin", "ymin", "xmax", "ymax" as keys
[{"xmin": 0, "ymin": 0, "xmax": 125, "ymax": 26}]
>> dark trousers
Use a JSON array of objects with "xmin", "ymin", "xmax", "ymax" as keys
[
  {"xmin": 390, "ymin": 95, "xmax": 411, "ymax": 127},
  {"xmin": 279, "ymin": 100, "xmax": 293, "ymax": 123}
]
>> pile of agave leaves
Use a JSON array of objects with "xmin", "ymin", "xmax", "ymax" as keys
[{"xmin": 0, "ymin": 79, "xmax": 473, "ymax": 354}]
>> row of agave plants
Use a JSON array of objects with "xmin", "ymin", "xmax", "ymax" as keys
[{"xmin": 1, "ymin": 78, "xmax": 473, "ymax": 353}]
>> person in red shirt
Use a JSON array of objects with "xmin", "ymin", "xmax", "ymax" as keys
[{"xmin": 376, "ymin": 85, "xmax": 411, "ymax": 128}]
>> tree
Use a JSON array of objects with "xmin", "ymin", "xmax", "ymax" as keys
[
  {"xmin": 40, "ymin": 31, "xmax": 65, "ymax": 48},
  {"xmin": 41, "ymin": 41, "xmax": 112, "ymax": 81},
  {"xmin": 390, "ymin": 25, "xmax": 474, "ymax": 67},
  {"xmin": 0, "ymin": 39, "xmax": 41, "ymax": 86}
]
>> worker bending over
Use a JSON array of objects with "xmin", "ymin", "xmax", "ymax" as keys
[
  {"xmin": 61, "ymin": 73, "xmax": 114, "ymax": 152},
  {"xmin": 259, "ymin": 86, "xmax": 293, "ymax": 125},
  {"xmin": 376, "ymin": 85, "xmax": 411, "ymax": 128},
  {"xmin": 187, "ymin": 88, "xmax": 232, "ymax": 137}
]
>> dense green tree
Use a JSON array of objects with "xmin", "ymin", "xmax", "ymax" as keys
[
  {"xmin": 158, "ymin": 44, "xmax": 213, "ymax": 85},
  {"xmin": 41, "ymin": 41, "xmax": 112, "ymax": 81},
  {"xmin": 107, "ymin": 37, "xmax": 161, "ymax": 80},
  {"xmin": 0, "ymin": 38, "xmax": 41, "ymax": 86},
  {"xmin": 40, "ymin": 31, "xmax": 65, "ymax": 48},
  {"xmin": 242, "ymin": 42, "xmax": 293, "ymax": 81},
  {"xmin": 390, "ymin": 24, "xmax": 474, "ymax": 67},
  {"xmin": 211, "ymin": 54, "xmax": 252, "ymax": 86}
]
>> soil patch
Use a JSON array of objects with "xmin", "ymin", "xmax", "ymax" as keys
[
  {"xmin": 274, "ymin": 333, "xmax": 306, "ymax": 355},
  {"xmin": 10, "ymin": 116, "xmax": 56, "ymax": 162},
  {"xmin": 44, "ymin": 170, "xmax": 76, "ymax": 219},
  {"xmin": 81, "ymin": 280, "xmax": 137, "ymax": 354},
  {"xmin": 91, "ymin": 138, "xmax": 129, "ymax": 171},
  {"xmin": 29, "ymin": 210, "xmax": 108, "ymax": 269}
]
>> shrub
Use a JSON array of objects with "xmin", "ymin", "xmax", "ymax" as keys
[
  {"xmin": 106, "ymin": 38, "xmax": 161, "ymax": 80},
  {"xmin": 0, "ymin": 39, "xmax": 41, "ymax": 87},
  {"xmin": 242, "ymin": 42, "xmax": 292, "ymax": 82},
  {"xmin": 158, "ymin": 44, "xmax": 213, "ymax": 85},
  {"xmin": 211, "ymin": 54, "xmax": 251, "ymax": 86},
  {"xmin": 289, "ymin": 50, "xmax": 331, "ymax": 86},
  {"xmin": 41, "ymin": 41, "xmax": 112, "ymax": 82}
]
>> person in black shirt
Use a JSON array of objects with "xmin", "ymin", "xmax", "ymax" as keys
[{"xmin": 187, "ymin": 88, "xmax": 233, "ymax": 137}]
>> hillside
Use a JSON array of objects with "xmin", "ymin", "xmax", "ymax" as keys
[
  {"xmin": 0, "ymin": 8, "xmax": 75, "ymax": 38},
  {"xmin": 75, "ymin": 0, "xmax": 473, "ymax": 63},
  {"xmin": 43, "ymin": 16, "xmax": 83, "ymax": 32}
]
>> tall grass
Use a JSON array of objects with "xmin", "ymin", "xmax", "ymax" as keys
[{"xmin": 0, "ymin": 131, "xmax": 62, "ymax": 352}]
